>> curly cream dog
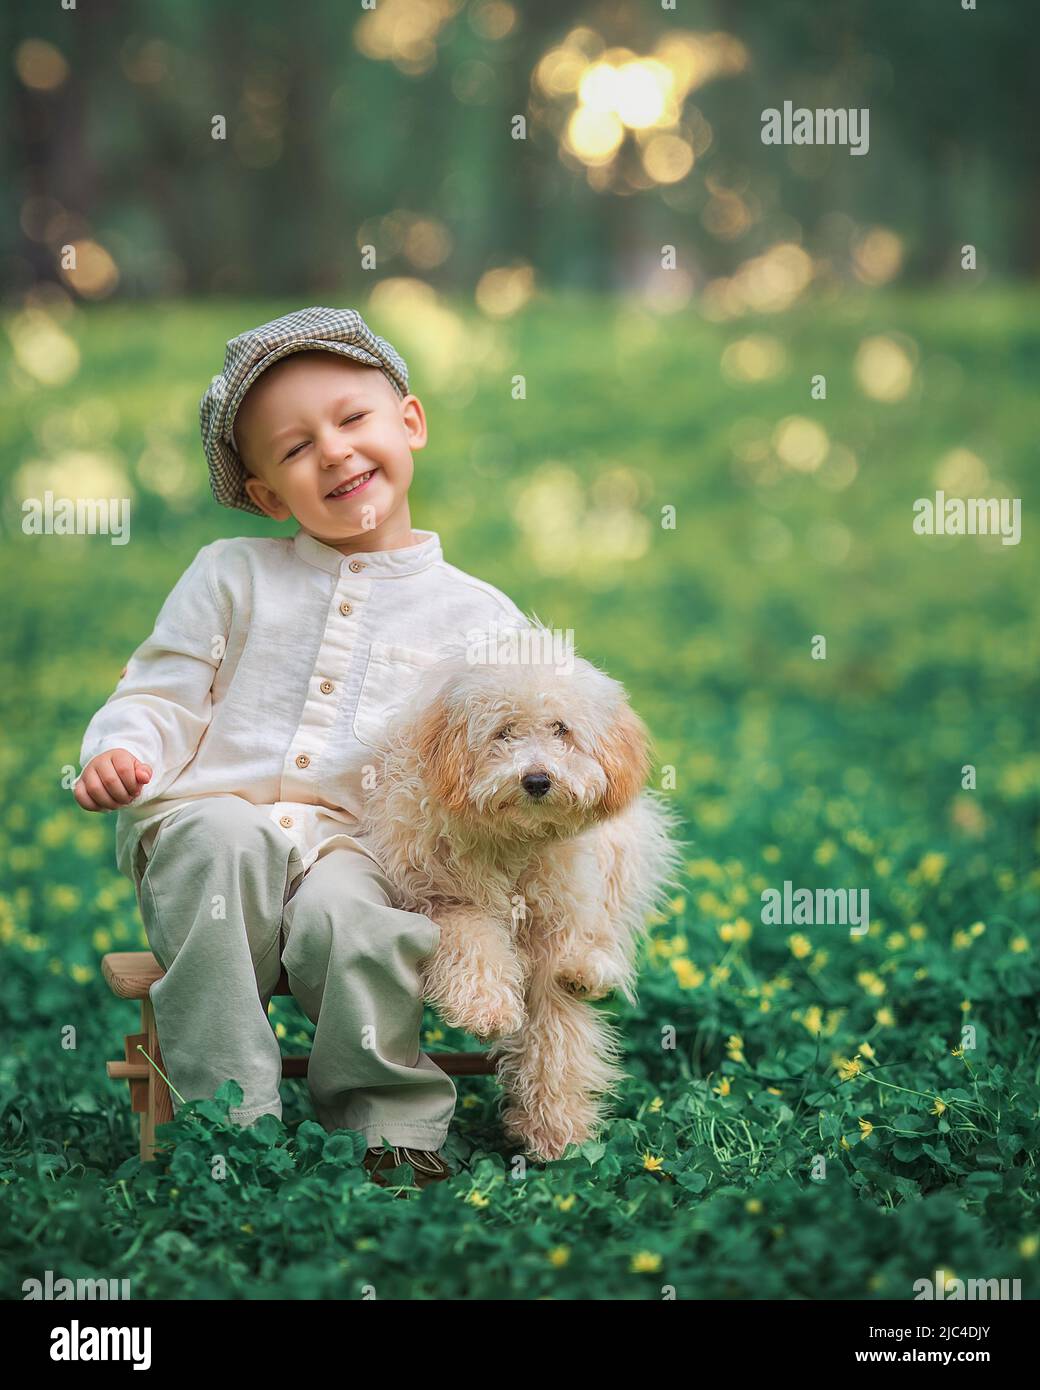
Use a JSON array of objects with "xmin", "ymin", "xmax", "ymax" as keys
[{"xmin": 358, "ymin": 632, "xmax": 681, "ymax": 1161}]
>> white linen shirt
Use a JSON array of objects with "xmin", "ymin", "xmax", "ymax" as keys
[{"xmin": 77, "ymin": 526, "xmax": 527, "ymax": 885}]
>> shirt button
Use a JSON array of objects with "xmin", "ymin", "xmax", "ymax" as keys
[
  {"xmin": 295, "ymin": 754, "xmax": 310, "ymax": 768},
  {"xmin": 320, "ymin": 679, "xmax": 334, "ymax": 694},
  {"xmin": 339, "ymin": 600, "xmax": 352, "ymax": 616},
  {"xmin": 279, "ymin": 815, "xmax": 294, "ymax": 828},
  {"xmin": 349, "ymin": 559, "xmax": 364, "ymax": 573}
]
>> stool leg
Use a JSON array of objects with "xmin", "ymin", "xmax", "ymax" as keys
[{"xmin": 139, "ymin": 996, "xmax": 174, "ymax": 1162}]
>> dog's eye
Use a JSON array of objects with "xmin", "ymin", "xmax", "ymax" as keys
[
  {"xmin": 551, "ymin": 721, "xmax": 569, "ymax": 737},
  {"xmin": 494, "ymin": 724, "xmax": 514, "ymax": 740}
]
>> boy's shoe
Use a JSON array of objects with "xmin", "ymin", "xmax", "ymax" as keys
[{"xmin": 363, "ymin": 1145, "xmax": 452, "ymax": 1190}]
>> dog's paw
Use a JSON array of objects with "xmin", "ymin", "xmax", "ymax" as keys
[
  {"xmin": 555, "ymin": 950, "xmax": 623, "ymax": 1001},
  {"xmin": 505, "ymin": 1115, "xmax": 588, "ymax": 1162},
  {"xmin": 439, "ymin": 987, "xmax": 527, "ymax": 1041}
]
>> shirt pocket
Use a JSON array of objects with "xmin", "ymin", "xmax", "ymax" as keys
[{"xmin": 352, "ymin": 641, "xmax": 446, "ymax": 750}]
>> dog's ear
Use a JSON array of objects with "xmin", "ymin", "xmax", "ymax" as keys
[
  {"xmin": 415, "ymin": 691, "xmax": 472, "ymax": 818},
  {"xmin": 599, "ymin": 702, "xmax": 651, "ymax": 816}
]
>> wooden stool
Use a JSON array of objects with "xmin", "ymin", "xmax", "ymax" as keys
[{"xmin": 102, "ymin": 950, "xmax": 495, "ymax": 1161}]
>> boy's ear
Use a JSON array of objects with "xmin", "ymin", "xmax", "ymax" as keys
[{"xmin": 243, "ymin": 473, "xmax": 292, "ymax": 521}]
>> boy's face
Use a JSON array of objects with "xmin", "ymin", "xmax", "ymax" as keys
[{"xmin": 237, "ymin": 350, "xmax": 426, "ymax": 544}]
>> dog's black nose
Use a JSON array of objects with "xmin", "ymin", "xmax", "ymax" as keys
[{"xmin": 521, "ymin": 772, "xmax": 552, "ymax": 799}]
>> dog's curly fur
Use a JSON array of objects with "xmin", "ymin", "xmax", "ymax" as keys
[{"xmin": 358, "ymin": 633, "xmax": 682, "ymax": 1161}]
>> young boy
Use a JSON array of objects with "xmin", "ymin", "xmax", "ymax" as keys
[{"xmin": 74, "ymin": 306, "xmax": 528, "ymax": 1188}]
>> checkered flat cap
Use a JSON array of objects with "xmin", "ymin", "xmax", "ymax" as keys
[{"xmin": 199, "ymin": 306, "xmax": 409, "ymax": 515}]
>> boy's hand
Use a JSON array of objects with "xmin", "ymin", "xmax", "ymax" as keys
[{"xmin": 74, "ymin": 750, "xmax": 153, "ymax": 812}]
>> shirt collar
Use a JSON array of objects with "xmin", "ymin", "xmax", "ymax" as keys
[{"xmin": 292, "ymin": 525, "xmax": 443, "ymax": 578}]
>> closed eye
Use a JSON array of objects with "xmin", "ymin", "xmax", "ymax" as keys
[
  {"xmin": 494, "ymin": 723, "xmax": 514, "ymax": 740},
  {"xmin": 282, "ymin": 414, "xmax": 366, "ymax": 462}
]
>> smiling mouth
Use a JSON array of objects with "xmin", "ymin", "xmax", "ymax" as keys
[{"xmin": 326, "ymin": 468, "xmax": 377, "ymax": 499}]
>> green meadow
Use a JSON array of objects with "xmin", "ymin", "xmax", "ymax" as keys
[{"xmin": 2, "ymin": 291, "xmax": 1038, "ymax": 1298}]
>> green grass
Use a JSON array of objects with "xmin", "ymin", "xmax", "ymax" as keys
[{"xmin": 1, "ymin": 290, "xmax": 1038, "ymax": 1298}]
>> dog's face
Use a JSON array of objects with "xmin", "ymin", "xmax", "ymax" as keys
[{"xmin": 409, "ymin": 653, "xmax": 650, "ymax": 838}]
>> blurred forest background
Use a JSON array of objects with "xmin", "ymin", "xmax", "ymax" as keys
[{"xmin": 2, "ymin": 0, "xmax": 1036, "ymax": 302}]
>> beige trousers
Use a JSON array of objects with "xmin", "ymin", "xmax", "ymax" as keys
[{"xmin": 130, "ymin": 795, "xmax": 456, "ymax": 1150}]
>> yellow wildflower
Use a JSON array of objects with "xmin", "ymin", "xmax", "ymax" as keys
[
  {"xmin": 713, "ymin": 1076, "xmax": 731, "ymax": 1097},
  {"xmin": 917, "ymin": 852, "xmax": 946, "ymax": 884},
  {"xmin": 642, "ymin": 1152, "xmax": 664, "ymax": 1172},
  {"xmin": 548, "ymin": 1246, "xmax": 570, "ymax": 1267},
  {"xmin": 837, "ymin": 1055, "xmax": 863, "ymax": 1081},
  {"xmin": 814, "ymin": 839, "xmax": 837, "ymax": 866},
  {"xmin": 48, "ymin": 885, "xmax": 82, "ymax": 913},
  {"xmin": 969, "ymin": 921, "xmax": 986, "ymax": 937},
  {"xmin": 554, "ymin": 1194, "xmax": 576, "ymax": 1211},
  {"xmin": 687, "ymin": 858, "xmax": 723, "ymax": 881},
  {"xmin": 859, "ymin": 1041, "xmax": 876, "ymax": 1060},
  {"xmin": 698, "ymin": 890, "xmax": 727, "ymax": 917},
  {"xmin": 466, "ymin": 1191, "xmax": 490, "ymax": 1208},
  {"xmin": 875, "ymin": 1007, "xmax": 895, "ymax": 1027},
  {"xmin": 858, "ymin": 1118, "xmax": 873, "ymax": 1138},
  {"xmin": 745, "ymin": 1198, "xmax": 762, "ymax": 1214},
  {"xmin": 1010, "ymin": 936, "xmax": 1029, "ymax": 953},
  {"xmin": 801, "ymin": 1004, "xmax": 824, "ymax": 1035},
  {"xmin": 671, "ymin": 958, "xmax": 705, "ymax": 990},
  {"xmin": 630, "ymin": 1251, "xmax": 662, "ymax": 1274},
  {"xmin": 908, "ymin": 922, "xmax": 927, "ymax": 940},
  {"xmin": 788, "ymin": 934, "xmax": 812, "ymax": 959},
  {"xmin": 931, "ymin": 1098, "xmax": 946, "ymax": 1116},
  {"xmin": 762, "ymin": 845, "xmax": 781, "ymax": 863},
  {"xmin": 648, "ymin": 1096, "xmax": 663, "ymax": 1113},
  {"xmin": 1019, "ymin": 1235, "xmax": 1038, "ymax": 1259}
]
